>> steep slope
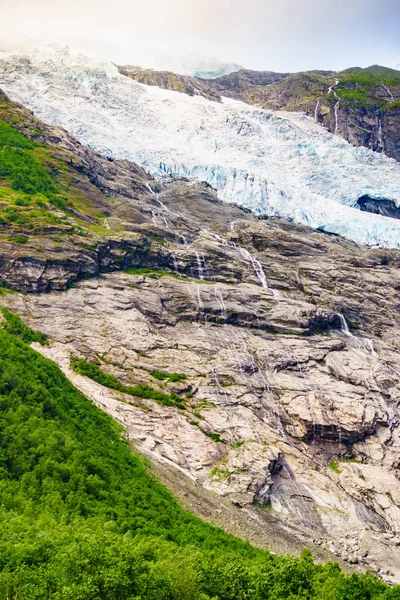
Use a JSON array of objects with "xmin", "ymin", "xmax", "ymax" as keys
[
  {"xmin": 1, "ymin": 66, "xmax": 400, "ymax": 583},
  {"xmin": 202, "ymin": 65, "xmax": 400, "ymax": 161},
  {"xmin": 2, "ymin": 47, "xmax": 400, "ymax": 247},
  {"xmin": 3, "ymin": 325, "xmax": 369, "ymax": 599}
]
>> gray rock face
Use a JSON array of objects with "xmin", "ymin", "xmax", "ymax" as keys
[
  {"xmin": 4, "ymin": 245, "xmax": 400, "ymax": 581},
  {"xmin": 2, "ymin": 87, "xmax": 400, "ymax": 582}
]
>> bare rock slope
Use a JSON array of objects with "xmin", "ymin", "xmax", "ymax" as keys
[{"xmin": 2, "ymin": 89, "xmax": 400, "ymax": 582}]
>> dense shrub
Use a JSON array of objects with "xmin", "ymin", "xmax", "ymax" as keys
[
  {"xmin": 0, "ymin": 122, "xmax": 58, "ymax": 197},
  {"xmin": 71, "ymin": 355, "xmax": 185, "ymax": 408}
]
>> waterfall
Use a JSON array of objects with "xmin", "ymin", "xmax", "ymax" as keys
[
  {"xmin": 333, "ymin": 96, "xmax": 340, "ymax": 135},
  {"xmin": 314, "ymin": 100, "xmax": 320, "ymax": 122},
  {"xmin": 327, "ymin": 79, "xmax": 340, "ymax": 135},
  {"xmin": 146, "ymin": 183, "xmax": 155, "ymax": 195},
  {"xmin": 195, "ymin": 252, "xmax": 205, "ymax": 280},
  {"xmin": 238, "ymin": 247, "xmax": 268, "ymax": 289},
  {"xmin": 335, "ymin": 314, "xmax": 379, "ymax": 357},
  {"xmin": 150, "ymin": 192, "xmax": 272, "ymax": 290},
  {"xmin": 150, "ymin": 208, "xmax": 158, "ymax": 226},
  {"xmin": 381, "ymin": 83, "xmax": 394, "ymax": 102},
  {"xmin": 337, "ymin": 313, "xmax": 353, "ymax": 337},
  {"xmin": 214, "ymin": 285, "xmax": 227, "ymax": 320},
  {"xmin": 364, "ymin": 338, "xmax": 377, "ymax": 356},
  {"xmin": 171, "ymin": 253, "xmax": 179, "ymax": 274}
]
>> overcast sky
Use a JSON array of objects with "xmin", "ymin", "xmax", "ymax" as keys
[{"xmin": 1, "ymin": 0, "xmax": 399, "ymax": 73}]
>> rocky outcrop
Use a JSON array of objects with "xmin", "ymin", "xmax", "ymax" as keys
[
  {"xmin": 118, "ymin": 66, "xmax": 221, "ymax": 102},
  {"xmin": 3, "ymin": 201, "xmax": 400, "ymax": 581},
  {"xmin": 357, "ymin": 195, "xmax": 400, "ymax": 219},
  {"xmin": 5, "ymin": 257, "xmax": 400, "ymax": 581}
]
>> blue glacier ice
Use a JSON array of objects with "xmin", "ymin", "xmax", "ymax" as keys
[{"xmin": 1, "ymin": 45, "xmax": 400, "ymax": 247}]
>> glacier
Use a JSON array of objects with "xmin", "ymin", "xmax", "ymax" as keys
[{"xmin": 1, "ymin": 45, "xmax": 400, "ymax": 247}]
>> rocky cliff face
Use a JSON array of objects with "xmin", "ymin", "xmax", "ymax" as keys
[
  {"xmin": 2, "ymin": 89, "xmax": 400, "ymax": 582},
  {"xmin": 203, "ymin": 65, "xmax": 400, "ymax": 162}
]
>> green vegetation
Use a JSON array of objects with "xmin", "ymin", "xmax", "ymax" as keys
[
  {"xmin": 210, "ymin": 466, "xmax": 234, "ymax": 481},
  {"xmin": 125, "ymin": 266, "xmax": 163, "ymax": 279},
  {"xmin": 8, "ymin": 234, "xmax": 28, "ymax": 244},
  {"xmin": 380, "ymin": 99, "xmax": 400, "ymax": 111},
  {"xmin": 0, "ymin": 108, "xmax": 110, "ymax": 243},
  {"xmin": 231, "ymin": 440, "xmax": 245, "ymax": 449},
  {"xmin": 328, "ymin": 461, "xmax": 343, "ymax": 474},
  {"xmin": 0, "ymin": 325, "xmax": 398, "ymax": 598},
  {"xmin": 0, "ymin": 122, "xmax": 58, "ymax": 197},
  {"xmin": 201, "ymin": 430, "xmax": 226, "ymax": 444},
  {"xmin": 0, "ymin": 122, "xmax": 71, "ymax": 231},
  {"xmin": 125, "ymin": 266, "xmax": 214, "ymax": 284},
  {"xmin": 0, "ymin": 307, "xmax": 48, "ymax": 345},
  {"xmin": 150, "ymin": 369, "xmax": 187, "ymax": 382},
  {"xmin": 338, "ymin": 65, "xmax": 400, "ymax": 87},
  {"xmin": 70, "ymin": 355, "xmax": 186, "ymax": 409},
  {"xmin": 334, "ymin": 66, "xmax": 400, "ymax": 109}
]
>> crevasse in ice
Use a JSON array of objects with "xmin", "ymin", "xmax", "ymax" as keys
[{"xmin": 1, "ymin": 45, "xmax": 400, "ymax": 247}]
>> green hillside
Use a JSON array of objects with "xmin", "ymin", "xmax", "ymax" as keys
[
  {"xmin": 337, "ymin": 65, "xmax": 400, "ymax": 87},
  {"xmin": 335, "ymin": 65, "xmax": 400, "ymax": 108},
  {"xmin": 0, "ymin": 315, "xmax": 398, "ymax": 599},
  {"xmin": 0, "ymin": 96, "xmax": 111, "ymax": 244}
]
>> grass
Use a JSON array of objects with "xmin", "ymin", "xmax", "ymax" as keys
[
  {"xmin": 332, "ymin": 66, "xmax": 400, "ymax": 109},
  {"xmin": 380, "ymin": 99, "xmax": 400, "ymax": 111},
  {"xmin": 70, "ymin": 355, "xmax": 186, "ymax": 409},
  {"xmin": 0, "ymin": 114, "xmax": 112, "ymax": 244},
  {"xmin": 231, "ymin": 440, "xmax": 245, "ymax": 449},
  {"xmin": 210, "ymin": 466, "xmax": 235, "ymax": 481},
  {"xmin": 125, "ymin": 266, "xmax": 215, "ymax": 284},
  {"xmin": 337, "ymin": 66, "xmax": 400, "ymax": 88},
  {"xmin": 188, "ymin": 417, "xmax": 226, "ymax": 443},
  {"xmin": 201, "ymin": 430, "xmax": 226, "ymax": 444},
  {"xmin": 150, "ymin": 369, "xmax": 187, "ymax": 382},
  {"xmin": 328, "ymin": 461, "xmax": 343, "ymax": 475}
]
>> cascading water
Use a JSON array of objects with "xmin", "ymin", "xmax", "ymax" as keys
[
  {"xmin": 238, "ymin": 247, "xmax": 268, "ymax": 289},
  {"xmin": 337, "ymin": 313, "xmax": 353, "ymax": 337},
  {"xmin": 149, "ymin": 187, "xmax": 273, "ymax": 291},
  {"xmin": 328, "ymin": 79, "xmax": 341, "ymax": 135},
  {"xmin": 214, "ymin": 285, "xmax": 227, "ymax": 321},
  {"xmin": 314, "ymin": 99, "xmax": 320, "ymax": 122},
  {"xmin": 195, "ymin": 252, "xmax": 206, "ymax": 280},
  {"xmin": 381, "ymin": 82, "xmax": 394, "ymax": 102}
]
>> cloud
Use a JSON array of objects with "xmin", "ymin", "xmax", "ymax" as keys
[{"xmin": 0, "ymin": 0, "xmax": 399, "ymax": 72}]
